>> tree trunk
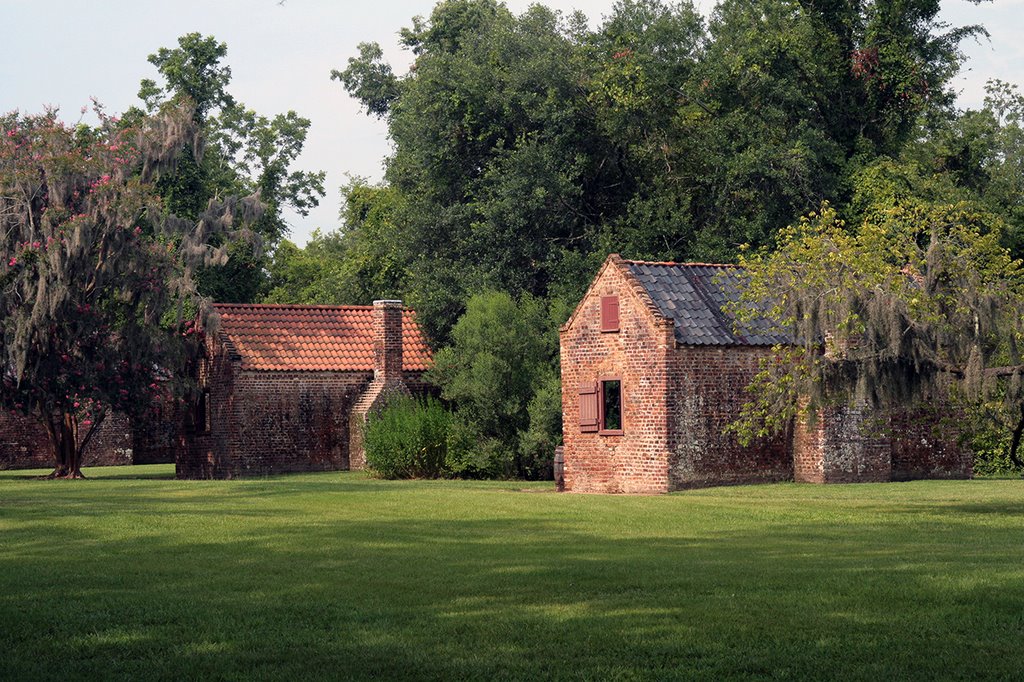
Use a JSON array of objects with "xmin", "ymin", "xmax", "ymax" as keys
[
  {"xmin": 1009, "ymin": 402, "xmax": 1024, "ymax": 472},
  {"xmin": 42, "ymin": 410, "xmax": 86, "ymax": 479}
]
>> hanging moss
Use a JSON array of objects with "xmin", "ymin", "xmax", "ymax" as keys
[
  {"xmin": 730, "ymin": 199, "xmax": 1024, "ymax": 458},
  {"xmin": 0, "ymin": 103, "xmax": 261, "ymax": 478}
]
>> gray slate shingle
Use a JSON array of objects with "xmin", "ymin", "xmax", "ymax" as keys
[{"xmin": 625, "ymin": 263, "xmax": 790, "ymax": 346}]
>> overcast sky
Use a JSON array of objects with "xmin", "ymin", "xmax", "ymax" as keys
[{"xmin": 2, "ymin": 0, "xmax": 1020, "ymax": 245}]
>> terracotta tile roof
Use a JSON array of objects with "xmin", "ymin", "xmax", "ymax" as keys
[
  {"xmin": 211, "ymin": 304, "xmax": 432, "ymax": 372},
  {"xmin": 624, "ymin": 261, "xmax": 791, "ymax": 346}
]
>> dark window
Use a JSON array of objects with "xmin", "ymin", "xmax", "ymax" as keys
[
  {"xmin": 600, "ymin": 296, "xmax": 619, "ymax": 332},
  {"xmin": 197, "ymin": 389, "xmax": 211, "ymax": 433},
  {"xmin": 601, "ymin": 379, "xmax": 622, "ymax": 433},
  {"xmin": 579, "ymin": 381, "xmax": 599, "ymax": 432}
]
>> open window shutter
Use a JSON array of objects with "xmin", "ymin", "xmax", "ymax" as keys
[
  {"xmin": 579, "ymin": 381, "xmax": 599, "ymax": 432},
  {"xmin": 601, "ymin": 296, "xmax": 619, "ymax": 332}
]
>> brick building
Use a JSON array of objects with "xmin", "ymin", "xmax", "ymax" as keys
[
  {"xmin": 177, "ymin": 300, "xmax": 432, "ymax": 479},
  {"xmin": 559, "ymin": 254, "xmax": 971, "ymax": 494}
]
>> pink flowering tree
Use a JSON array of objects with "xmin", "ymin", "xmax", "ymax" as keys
[{"xmin": 0, "ymin": 103, "xmax": 259, "ymax": 478}]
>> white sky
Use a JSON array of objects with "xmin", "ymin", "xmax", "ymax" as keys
[{"xmin": 1, "ymin": 0, "xmax": 1019, "ymax": 245}]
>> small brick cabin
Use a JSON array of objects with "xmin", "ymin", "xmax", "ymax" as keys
[
  {"xmin": 176, "ymin": 300, "xmax": 432, "ymax": 479},
  {"xmin": 559, "ymin": 254, "xmax": 971, "ymax": 494}
]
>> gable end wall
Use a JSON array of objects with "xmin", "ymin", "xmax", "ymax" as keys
[{"xmin": 560, "ymin": 261, "xmax": 674, "ymax": 493}]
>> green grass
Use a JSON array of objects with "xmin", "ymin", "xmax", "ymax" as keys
[{"xmin": 1, "ymin": 467, "xmax": 1023, "ymax": 680}]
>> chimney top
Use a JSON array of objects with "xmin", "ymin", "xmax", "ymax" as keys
[{"xmin": 373, "ymin": 299, "xmax": 403, "ymax": 308}]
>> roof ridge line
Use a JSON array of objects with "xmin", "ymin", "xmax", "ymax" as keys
[
  {"xmin": 620, "ymin": 259, "xmax": 743, "ymax": 268},
  {"xmin": 213, "ymin": 303, "xmax": 378, "ymax": 310}
]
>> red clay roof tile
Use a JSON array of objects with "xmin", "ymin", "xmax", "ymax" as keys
[{"xmin": 211, "ymin": 304, "xmax": 432, "ymax": 373}]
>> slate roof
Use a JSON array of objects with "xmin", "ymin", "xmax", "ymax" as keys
[
  {"xmin": 623, "ymin": 261, "xmax": 791, "ymax": 346},
  {"xmin": 212, "ymin": 304, "xmax": 432, "ymax": 372}
]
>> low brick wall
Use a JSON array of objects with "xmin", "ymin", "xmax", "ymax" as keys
[
  {"xmin": 0, "ymin": 411, "xmax": 134, "ymax": 470},
  {"xmin": 794, "ymin": 403, "xmax": 970, "ymax": 483},
  {"xmin": 890, "ymin": 408, "xmax": 972, "ymax": 480}
]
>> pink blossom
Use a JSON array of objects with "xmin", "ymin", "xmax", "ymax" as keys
[{"xmin": 7, "ymin": 257, "xmax": 16, "ymax": 266}]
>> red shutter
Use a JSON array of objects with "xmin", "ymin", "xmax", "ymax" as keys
[
  {"xmin": 601, "ymin": 296, "xmax": 619, "ymax": 332},
  {"xmin": 579, "ymin": 381, "xmax": 599, "ymax": 432}
]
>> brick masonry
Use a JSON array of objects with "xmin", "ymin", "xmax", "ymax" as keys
[
  {"xmin": 668, "ymin": 345, "xmax": 792, "ymax": 488},
  {"xmin": 176, "ymin": 300, "xmax": 431, "ymax": 479},
  {"xmin": 0, "ymin": 410, "xmax": 135, "ymax": 470},
  {"xmin": 792, "ymin": 403, "xmax": 971, "ymax": 483},
  {"xmin": 560, "ymin": 259, "xmax": 674, "ymax": 493},
  {"xmin": 349, "ymin": 300, "xmax": 413, "ymax": 471},
  {"xmin": 561, "ymin": 255, "xmax": 970, "ymax": 493}
]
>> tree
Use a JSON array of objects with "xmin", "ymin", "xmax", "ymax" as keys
[
  {"xmin": 263, "ymin": 179, "xmax": 409, "ymax": 306},
  {"xmin": 136, "ymin": 33, "xmax": 325, "ymax": 302},
  {"xmin": 914, "ymin": 79, "xmax": 1024, "ymax": 258},
  {"xmin": 336, "ymin": 0, "xmax": 608, "ymax": 340},
  {"xmin": 427, "ymin": 291, "xmax": 562, "ymax": 478},
  {"xmin": 0, "ymin": 104, "xmax": 259, "ymax": 478},
  {"xmin": 730, "ymin": 169, "xmax": 1024, "ymax": 466}
]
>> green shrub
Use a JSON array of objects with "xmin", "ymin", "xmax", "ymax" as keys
[
  {"xmin": 971, "ymin": 430, "xmax": 1023, "ymax": 478},
  {"xmin": 427, "ymin": 290, "xmax": 564, "ymax": 479},
  {"xmin": 444, "ymin": 416, "xmax": 509, "ymax": 479},
  {"xmin": 364, "ymin": 395, "xmax": 450, "ymax": 479}
]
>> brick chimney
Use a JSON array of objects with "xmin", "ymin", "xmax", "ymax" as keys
[
  {"xmin": 373, "ymin": 299, "xmax": 404, "ymax": 383},
  {"xmin": 350, "ymin": 299, "xmax": 411, "ymax": 470}
]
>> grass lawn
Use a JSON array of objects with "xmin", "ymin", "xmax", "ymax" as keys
[{"xmin": 1, "ymin": 467, "xmax": 1023, "ymax": 680}]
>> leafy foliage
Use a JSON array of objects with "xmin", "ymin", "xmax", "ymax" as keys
[
  {"xmin": 136, "ymin": 33, "xmax": 325, "ymax": 303},
  {"xmin": 730, "ymin": 186, "xmax": 1024, "ymax": 450},
  {"xmin": 0, "ymin": 104, "xmax": 259, "ymax": 477},
  {"xmin": 363, "ymin": 395, "xmax": 450, "ymax": 479},
  {"xmin": 428, "ymin": 291, "xmax": 562, "ymax": 479}
]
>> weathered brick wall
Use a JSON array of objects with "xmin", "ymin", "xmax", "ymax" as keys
[
  {"xmin": 560, "ymin": 261, "xmax": 674, "ymax": 494},
  {"xmin": 176, "ymin": 331, "xmax": 433, "ymax": 479},
  {"xmin": 667, "ymin": 346, "xmax": 792, "ymax": 489},
  {"xmin": 794, "ymin": 403, "xmax": 968, "ymax": 483},
  {"xmin": 820, "ymin": 404, "xmax": 891, "ymax": 483},
  {"xmin": 795, "ymin": 405, "xmax": 892, "ymax": 483},
  {"xmin": 132, "ymin": 398, "xmax": 183, "ymax": 465},
  {"xmin": 0, "ymin": 410, "xmax": 134, "ymax": 470},
  {"xmin": 221, "ymin": 371, "xmax": 365, "ymax": 477},
  {"xmin": 793, "ymin": 410, "xmax": 826, "ymax": 483},
  {"xmin": 890, "ymin": 408, "xmax": 971, "ymax": 480}
]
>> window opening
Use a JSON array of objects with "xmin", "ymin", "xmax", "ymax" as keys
[
  {"xmin": 197, "ymin": 389, "xmax": 211, "ymax": 433},
  {"xmin": 601, "ymin": 379, "xmax": 622, "ymax": 433}
]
